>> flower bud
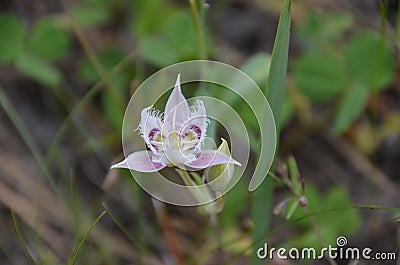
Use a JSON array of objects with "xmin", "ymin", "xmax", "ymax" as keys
[
  {"xmin": 298, "ymin": 195, "xmax": 308, "ymax": 207},
  {"xmin": 176, "ymin": 139, "xmax": 236, "ymax": 215},
  {"xmin": 199, "ymin": 191, "xmax": 226, "ymax": 215},
  {"xmin": 207, "ymin": 138, "xmax": 234, "ymax": 193}
]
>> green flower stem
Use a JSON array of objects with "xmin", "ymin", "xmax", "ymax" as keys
[{"xmin": 189, "ymin": 0, "xmax": 207, "ymax": 59}]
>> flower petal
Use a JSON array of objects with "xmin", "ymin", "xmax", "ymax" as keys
[
  {"xmin": 164, "ymin": 74, "xmax": 190, "ymax": 131},
  {"xmin": 111, "ymin": 151, "xmax": 166, "ymax": 172},
  {"xmin": 185, "ymin": 150, "xmax": 241, "ymax": 170},
  {"xmin": 189, "ymin": 100, "xmax": 208, "ymax": 135},
  {"xmin": 139, "ymin": 107, "xmax": 164, "ymax": 153},
  {"xmin": 180, "ymin": 100, "xmax": 208, "ymax": 149},
  {"xmin": 160, "ymin": 148, "xmax": 196, "ymax": 167}
]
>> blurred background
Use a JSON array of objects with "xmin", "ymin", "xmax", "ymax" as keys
[{"xmin": 0, "ymin": 0, "xmax": 399, "ymax": 264}]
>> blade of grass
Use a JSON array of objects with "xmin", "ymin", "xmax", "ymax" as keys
[
  {"xmin": 62, "ymin": 11, "xmax": 124, "ymax": 111},
  {"xmin": 266, "ymin": 1, "xmax": 292, "ymax": 132},
  {"xmin": 251, "ymin": 1, "xmax": 291, "ymax": 265},
  {"xmin": 371, "ymin": 0, "xmax": 388, "ymax": 121},
  {"xmin": 45, "ymin": 51, "xmax": 136, "ymax": 172},
  {"xmin": 0, "ymin": 88, "xmax": 56, "ymax": 190},
  {"xmin": 101, "ymin": 202, "xmax": 146, "ymax": 264},
  {"xmin": 68, "ymin": 211, "xmax": 106, "ymax": 265},
  {"xmin": 10, "ymin": 209, "xmax": 39, "ymax": 265}
]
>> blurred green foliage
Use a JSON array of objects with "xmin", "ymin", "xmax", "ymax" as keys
[
  {"xmin": 345, "ymin": 30, "xmax": 395, "ymax": 91},
  {"xmin": 294, "ymin": 10, "xmax": 396, "ymax": 134},
  {"xmin": 0, "ymin": 13, "xmax": 24, "ymax": 63},
  {"xmin": 290, "ymin": 185, "xmax": 362, "ymax": 250},
  {"xmin": 15, "ymin": 52, "xmax": 63, "ymax": 87},
  {"xmin": 0, "ymin": 12, "xmax": 68, "ymax": 87},
  {"xmin": 137, "ymin": 10, "xmax": 202, "ymax": 66},
  {"xmin": 294, "ymin": 52, "xmax": 347, "ymax": 102},
  {"xmin": 28, "ymin": 17, "xmax": 71, "ymax": 61}
]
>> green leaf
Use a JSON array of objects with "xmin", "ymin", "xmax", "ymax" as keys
[
  {"xmin": 251, "ymin": 1, "xmax": 291, "ymax": 265},
  {"xmin": 293, "ymin": 52, "xmax": 347, "ymax": 102},
  {"xmin": 79, "ymin": 46, "xmax": 129, "ymax": 83},
  {"xmin": 164, "ymin": 10, "xmax": 198, "ymax": 58},
  {"xmin": 0, "ymin": 13, "xmax": 24, "ymax": 63},
  {"xmin": 266, "ymin": 0, "xmax": 292, "ymax": 132},
  {"xmin": 138, "ymin": 36, "xmax": 179, "ymax": 67},
  {"xmin": 298, "ymin": 11, "xmax": 353, "ymax": 44},
  {"xmin": 288, "ymin": 156, "xmax": 301, "ymax": 195},
  {"xmin": 241, "ymin": 53, "xmax": 272, "ymax": 86},
  {"xmin": 101, "ymin": 83, "xmax": 126, "ymax": 129},
  {"xmin": 15, "ymin": 53, "xmax": 62, "ymax": 87},
  {"xmin": 70, "ymin": 5, "xmax": 110, "ymax": 27},
  {"xmin": 290, "ymin": 186, "xmax": 361, "ymax": 250},
  {"xmin": 345, "ymin": 30, "xmax": 395, "ymax": 91},
  {"xmin": 285, "ymin": 200, "xmax": 299, "ymax": 220},
  {"xmin": 28, "ymin": 17, "xmax": 71, "ymax": 61},
  {"xmin": 133, "ymin": 0, "xmax": 170, "ymax": 37},
  {"xmin": 220, "ymin": 177, "xmax": 249, "ymax": 227},
  {"xmin": 333, "ymin": 83, "xmax": 369, "ymax": 134},
  {"xmin": 280, "ymin": 96, "xmax": 294, "ymax": 128}
]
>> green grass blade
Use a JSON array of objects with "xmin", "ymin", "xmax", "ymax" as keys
[
  {"xmin": 251, "ymin": 1, "xmax": 291, "ymax": 265},
  {"xmin": 45, "ymin": 52, "xmax": 135, "ymax": 174},
  {"xmin": 10, "ymin": 209, "xmax": 39, "ymax": 265},
  {"xmin": 266, "ymin": 0, "xmax": 292, "ymax": 133},
  {"xmin": 101, "ymin": 202, "xmax": 146, "ymax": 265},
  {"xmin": 0, "ymin": 88, "xmax": 56, "ymax": 190},
  {"xmin": 69, "ymin": 211, "xmax": 106, "ymax": 265}
]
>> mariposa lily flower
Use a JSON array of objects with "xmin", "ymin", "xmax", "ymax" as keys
[{"xmin": 111, "ymin": 74, "xmax": 241, "ymax": 172}]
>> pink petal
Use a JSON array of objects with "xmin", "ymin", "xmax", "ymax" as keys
[
  {"xmin": 164, "ymin": 74, "xmax": 190, "ymax": 131},
  {"xmin": 111, "ymin": 151, "xmax": 166, "ymax": 172},
  {"xmin": 181, "ymin": 100, "xmax": 208, "ymax": 143},
  {"xmin": 185, "ymin": 150, "xmax": 241, "ymax": 170},
  {"xmin": 190, "ymin": 100, "xmax": 207, "ymax": 132},
  {"xmin": 140, "ymin": 107, "xmax": 163, "ymax": 152}
]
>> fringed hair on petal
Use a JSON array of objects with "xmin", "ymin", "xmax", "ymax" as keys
[
  {"xmin": 189, "ymin": 100, "xmax": 209, "ymax": 141},
  {"xmin": 137, "ymin": 106, "xmax": 164, "ymax": 153}
]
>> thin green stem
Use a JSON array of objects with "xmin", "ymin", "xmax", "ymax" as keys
[
  {"xmin": 101, "ymin": 202, "xmax": 146, "ymax": 265},
  {"xmin": 189, "ymin": 0, "xmax": 207, "ymax": 59},
  {"xmin": 44, "ymin": 51, "xmax": 135, "ymax": 173},
  {"xmin": 64, "ymin": 13, "xmax": 124, "ymax": 111},
  {"xmin": 210, "ymin": 214, "xmax": 223, "ymax": 261},
  {"xmin": 303, "ymin": 206, "xmax": 337, "ymax": 265},
  {"xmin": 10, "ymin": 209, "xmax": 39, "ymax": 265},
  {"xmin": 0, "ymin": 88, "xmax": 56, "ymax": 190},
  {"xmin": 68, "ymin": 211, "xmax": 106, "ymax": 265}
]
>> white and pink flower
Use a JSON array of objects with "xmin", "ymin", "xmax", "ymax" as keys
[{"xmin": 112, "ymin": 74, "xmax": 241, "ymax": 172}]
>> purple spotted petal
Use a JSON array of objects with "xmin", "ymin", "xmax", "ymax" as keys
[
  {"xmin": 164, "ymin": 74, "xmax": 190, "ymax": 131},
  {"xmin": 180, "ymin": 100, "xmax": 208, "ymax": 144},
  {"xmin": 111, "ymin": 151, "xmax": 166, "ymax": 172},
  {"xmin": 185, "ymin": 150, "xmax": 241, "ymax": 170},
  {"xmin": 190, "ymin": 100, "xmax": 207, "ymax": 135},
  {"xmin": 139, "ymin": 107, "xmax": 163, "ymax": 153}
]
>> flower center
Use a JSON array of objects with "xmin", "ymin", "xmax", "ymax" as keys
[{"xmin": 148, "ymin": 128, "xmax": 163, "ymax": 151}]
